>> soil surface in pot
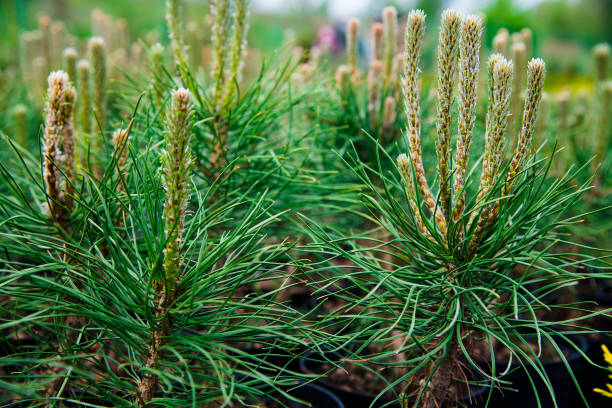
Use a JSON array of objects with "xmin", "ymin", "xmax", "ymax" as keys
[
  {"xmin": 471, "ymin": 330, "xmax": 588, "ymax": 408},
  {"xmin": 302, "ymin": 346, "xmax": 484, "ymax": 408},
  {"xmin": 471, "ymin": 329, "xmax": 578, "ymax": 364}
]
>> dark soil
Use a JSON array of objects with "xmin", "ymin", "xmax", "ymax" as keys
[
  {"xmin": 471, "ymin": 332, "xmax": 573, "ymax": 365},
  {"xmin": 303, "ymin": 347, "xmax": 480, "ymax": 405}
]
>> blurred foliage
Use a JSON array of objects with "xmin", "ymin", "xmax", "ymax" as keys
[
  {"xmin": 0, "ymin": 0, "xmax": 610, "ymax": 78},
  {"xmin": 484, "ymin": 0, "xmax": 611, "ymax": 79}
]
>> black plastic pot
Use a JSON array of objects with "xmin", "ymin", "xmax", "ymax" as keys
[
  {"xmin": 300, "ymin": 352, "xmax": 487, "ymax": 408},
  {"xmin": 240, "ymin": 346, "xmax": 307, "ymax": 374},
  {"xmin": 486, "ymin": 331, "xmax": 589, "ymax": 408},
  {"xmin": 282, "ymin": 382, "xmax": 346, "ymax": 408},
  {"xmin": 575, "ymin": 267, "xmax": 612, "ymax": 307},
  {"xmin": 577, "ymin": 282, "xmax": 612, "ymax": 308},
  {"xmin": 238, "ymin": 348, "xmax": 344, "ymax": 407}
]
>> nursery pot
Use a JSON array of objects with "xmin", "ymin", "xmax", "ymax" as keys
[
  {"xmin": 300, "ymin": 351, "xmax": 487, "ymax": 408},
  {"xmin": 486, "ymin": 330, "xmax": 589, "ymax": 408},
  {"xmin": 575, "ymin": 267, "xmax": 612, "ymax": 307},
  {"xmin": 577, "ymin": 280, "xmax": 612, "ymax": 308},
  {"xmin": 280, "ymin": 382, "xmax": 346, "ymax": 408},
  {"xmin": 237, "ymin": 348, "xmax": 344, "ymax": 407},
  {"xmin": 240, "ymin": 346, "xmax": 307, "ymax": 373}
]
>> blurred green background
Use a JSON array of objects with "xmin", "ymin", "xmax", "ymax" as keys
[{"xmin": 0, "ymin": 0, "xmax": 610, "ymax": 89}]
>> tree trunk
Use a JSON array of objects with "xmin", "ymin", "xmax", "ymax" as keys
[{"xmin": 419, "ymin": 337, "xmax": 458, "ymax": 408}]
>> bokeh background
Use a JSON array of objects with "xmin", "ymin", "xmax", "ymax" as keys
[{"xmin": 0, "ymin": 0, "xmax": 611, "ymax": 90}]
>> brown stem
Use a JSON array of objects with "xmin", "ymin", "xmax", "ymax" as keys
[
  {"xmin": 418, "ymin": 336, "xmax": 458, "ymax": 408},
  {"xmin": 210, "ymin": 114, "xmax": 228, "ymax": 172},
  {"xmin": 136, "ymin": 292, "xmax": 171, "ymax": 406}
]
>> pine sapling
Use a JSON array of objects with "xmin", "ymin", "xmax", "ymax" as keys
[
  {"xmin": 521, "ymin": 27, "xmax": 533, "ymax": 60},
  {"xmin": 63, "ymin": 47, "xmax": 77, "ymax": 83},
  {"xmin": 43, "ymin": 71, "xmax": 77, "ymax": 224},
  {"xmin": 468, "ymin": 54, "xmax": 513, "ymax": 253},
  {"xmin": 593, "ymin": 43, "xmax": 610, "ymax": 83},
  {"xmin": 367, "ymin": 59, "xmax": 383, "ymax": 129},
  {"xmin": 372, "ymin": 22, "xmax": 384, "ymax": 62},
  {"xmin": 401, "ymin": 10, "xmax": 447, "ymax": 236},
  {"xmin": 210, "ymin": 0, "xmax": 231, "ymax": 107},
  {"xmin": 507, "ymin": 59, "xmax": 547, "ymax": 184},
  {"xmin": 321, "ymin": 9, "xmax": 551, "ymax": 408},
  {"xmin": 493, "ymin": 28, "xmax": 509, "ymax": 58},
  {"xmin": 452, "ymin": 14, "xmax": 482, "ymax": 224},
  {"xmin": 346, "ymin": 18, "xmax": 360, "ymax": 77},
  {"xmin": 13, "ymin": 104, "xmax": 28, "ymax": 148},
  {"xmin": 39, "ymin": 15, "xmax": 52, "ymax": 74},
  {"xmin": 77, "ymin": 59, "xmax": 91, "ymax": 134},
  {"xmin": 64, "ymin": 48, "xmax": 78, "ymax": 125},
  {"xmin": 149, "ymin": 43, "xmax": 166, "ymax": 111},
  {"xmin": 482, "ymin": 58, "xmax": 546, "ymax": 230},
  {"xmin": 435, "ymin": 9, "xmax": 462, "ymax": 222},
  {"xmin": 162, "ymin": 88, "xmax": 193, "ymax": 298},
  {"xmin": 220, "ymin": 0, "xmax": 250, "ymax": 108},
  {"xmin": 382, "ymin": 6, "xmax": 398, "ymax": 86},
  {"xmin": 206, "ymin": 0, "xmax": 253, "ymax": 168},
  {"xmin": 394, "ymin": 12, "xmax": 546, "ymax": 406},
  {"xmin": 334, "ymin": 7, "xmax": 405, "ymax": 142},
  {"xmin": 89, "ymin": 37, "xmax": 107, "ymax": 138},
  {"xmin": 51, "ymin": 21, "xmax": 65, "ymax": 69},
  {"xmin": 136, "ymin": 88, "xmax": 193, "ymax": 405},
  {"xmin": 166, "ymin": 0, "xmax": 188, "ymax": 78},
  {"xmin": 510, "ymin": 40, "xmax": 526, "ymax": 135},
  {"xmin": 91, "ymin": 9, "xmax": 113, "ymax": 49},
  {"xmin": 396, "ymin": 9, "xmax": 546, "ymax": 250}
]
